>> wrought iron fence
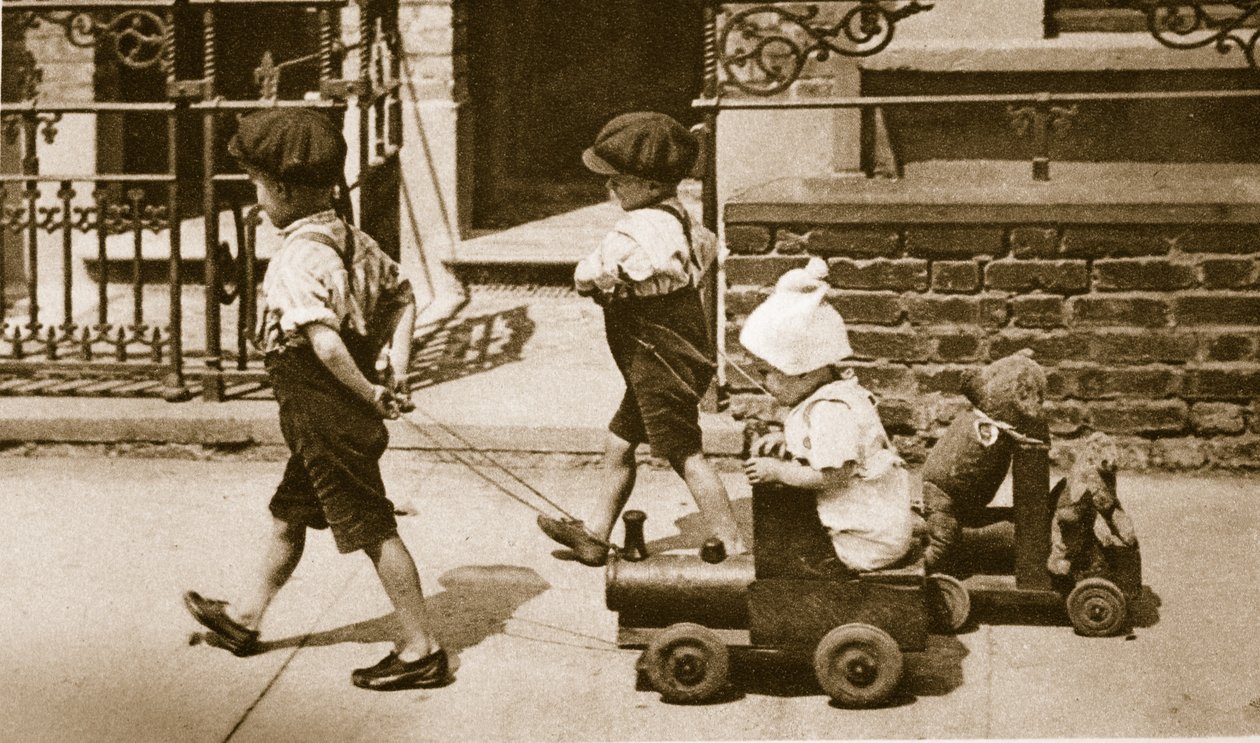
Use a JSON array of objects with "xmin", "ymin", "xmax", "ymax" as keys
[
  {"xmin": 692, "ymin": 0, "xmax": 1260, "ymax": 232},
  {"xmin": 0, "ymin": 0, "xmax": 400, "ymax": 401}
]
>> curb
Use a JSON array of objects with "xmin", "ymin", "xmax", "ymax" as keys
[{"xmin": 0, "ymin": 396, "xmax": 746, "ymax": 457}]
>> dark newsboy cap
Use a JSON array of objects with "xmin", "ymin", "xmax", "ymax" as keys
[
  {"xmin": 228, "ymin": 108, "xmax": 346, "ymax": 187},
  {"xmin": 582, "ymin": 112, "xmax": 698, "ymax": 183}
]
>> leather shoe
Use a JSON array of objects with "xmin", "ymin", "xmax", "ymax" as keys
[
  {"xmin": 183, "ymin": 591, "xmax": 259, "ymax": 657},
  {"xmin": 536, "ymin": 515, "xmax": 610, "ymax": 567},
  {"xmin": 352, "ymin": 649, "xmax": 451, "ymax": 691}
]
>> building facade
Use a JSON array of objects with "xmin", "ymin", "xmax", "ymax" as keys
[{"xmin": 4, "ymin": 0, "xmax": 1259, "ymax": 466}]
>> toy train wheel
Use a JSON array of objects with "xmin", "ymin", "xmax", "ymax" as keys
[
  {"xmin": 641, "ymin": 623, "xmax": 730, "ymax": 704},
  {"xmin": 926, "ymin": 574, "xmax": 971, "ymax": 633},
  {"xmin": 813, "ymin": 623, "xmax": 903, "ymax": 707},
  {"xmin": 1066, "ymin": 577, "xmax": 1128, "ymax": 637}
]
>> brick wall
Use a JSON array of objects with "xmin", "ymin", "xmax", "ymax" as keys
[
  {"xmin": 723, "ymin": 222, "xmax": 1260, "ymax": 470},
  {"xmin": 19, "ymin": 23, "xmax": 94, "ymax": 103},
  {"xmin": 399, "ymin": 0, "xmax": 463, "ymax": 101}
]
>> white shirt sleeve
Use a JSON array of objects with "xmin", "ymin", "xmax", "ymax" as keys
[
  {"xmin": 574, "ymin": 229, "xmax": 644, "ymax": 294},
  {"xmin": 574, "ymin": 209, "xmax": 694, "ymax": 296}
]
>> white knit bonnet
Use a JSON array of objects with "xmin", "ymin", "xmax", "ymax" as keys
[{"xmin": 738, "ymin": 257, "xmax": 853, "ymax": 375}]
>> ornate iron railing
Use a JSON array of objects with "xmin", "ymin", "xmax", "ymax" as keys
[
  {"xmin": 718, "ymin": 1, "xmax": 933, "ymax": 96},
  {"xmin": 0, "ymin": 0, "xmax": 401, "ymax": 401},
  {"xmin": 695, "ymin": 1, "xmax": 937, "ymax": 235},
  {"xmin": 1135, "ymin": 0, "xmax": 1260, "ymax": 69}
]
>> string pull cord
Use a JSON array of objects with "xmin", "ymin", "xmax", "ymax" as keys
[{"xmin": 398, "ymin": 404, "xmax": 585, "ymax": 523}]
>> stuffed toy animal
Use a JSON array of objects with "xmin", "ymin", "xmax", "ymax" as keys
[
  {"xmin": 1047, "ymin": 432, "xmax": 1137, "ymax": 578},
  {"xmin": 921, "ymin": 349, "xmax": 1049, "ymax": 571}
]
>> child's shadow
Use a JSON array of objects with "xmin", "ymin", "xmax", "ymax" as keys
[
  {"xmin": 257, "ymin": 565, "xmax": 550, "ymax": 655},
  {"xmin": 643, "ymin": 496, "xmax": 755, "ymax": 554}
]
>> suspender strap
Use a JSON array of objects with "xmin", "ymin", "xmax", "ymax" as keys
[
  {"xmin": 300, "ymin": 223, "xmax": 355, "ymax": 273},
  {"xmin": 644, "ymin": 203, "xmax": 703, "ymax": 279}
]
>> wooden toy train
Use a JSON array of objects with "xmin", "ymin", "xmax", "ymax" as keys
[{"xmin": 605, "ymin": 440, "xmax": 1143, "ymax": 706}]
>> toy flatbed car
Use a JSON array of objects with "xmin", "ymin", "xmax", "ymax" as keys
[
  {"xmin": 605, "ymin": 485, "xmax": 960, "ymax": 707},
  {"xmin": 951, "ymin": 440, "xmax": 1143, "ymax": 638}
]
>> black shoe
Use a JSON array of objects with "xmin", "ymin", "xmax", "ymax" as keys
[
  {"xmin": 536, "ymin": 515, "xmax": 610, "ymax": 567},
  {"xmin": 183, "ymin": 591, "xmax": 259, "ymax": 657},
  {"xmin": 352, "ymin": 649, "xmax": 451, "ymax": 691}
]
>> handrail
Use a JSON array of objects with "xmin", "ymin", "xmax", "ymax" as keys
[{"xmin": 695, "ymin": 87, "xmax": 1260, "ymax": 110}]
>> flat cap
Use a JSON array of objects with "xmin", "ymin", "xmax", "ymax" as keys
[
  {"xmin": 228, "ymin": 108, "xmax": 346, "ymax": 186},
  {"xmin": 582, "ymin": 112, "xmax": 698, "ymax": 184}
]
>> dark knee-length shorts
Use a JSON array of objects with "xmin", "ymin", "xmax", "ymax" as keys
[
  {"xmin": 605, "ymin": 288, "xmax": 715, "ymax": 461},
  {"xmin": 265, "ymin": 346, "xmax": 397, "ymax": 553}
]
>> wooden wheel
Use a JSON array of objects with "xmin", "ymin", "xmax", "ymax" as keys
[
  {"xmin": 926, "ymin": 574, "xmax": 971, "ymax": 633},
  {"xmin": 1067, "ymin": 577, "xmax": 1128, "ymax": 637},
  {"xmin": 813, "ymin": 623, "xmax": 903, "ymax": 707},
  {"xmin": 641, "ymin": 623, "xmax": 730, "ymax": 704}
]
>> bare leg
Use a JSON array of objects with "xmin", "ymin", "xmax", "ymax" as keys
[
  {"xmin": 587, "ymin": 431, "xmax": 638, "ymax": 542},
  {"xmin": 672, "ymin": 452, "xmax": 747, "ymax": 553},
  {"xmin": 234, "ymin": 516, "xmax": 306, "ymax": 631},
  {"xmin": 364, "ymin": 535, "xmax": 441, "ymax": 660}
]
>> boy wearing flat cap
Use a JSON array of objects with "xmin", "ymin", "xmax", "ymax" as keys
[
  {"xmin": 537, "ymin": 112, "xmax": 747, "ymax": 565},
  {"xmin": 741, "ymin": 258, "xmax": 917, "ymax": 573},
  {"xmin": 183, "ymin": 108, "xmax": 450, "ymax": 691}
]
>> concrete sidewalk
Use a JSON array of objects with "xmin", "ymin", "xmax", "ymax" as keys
[
  {"xmin": 1, "ymin": 455, "xmax": 1258, "ymax": 742},
  {"xmin": 0, "ymin": 290, "xmax": 743, "ymax": 457}
]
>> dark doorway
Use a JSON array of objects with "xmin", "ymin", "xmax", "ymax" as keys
[{"xmin": 466, "ymin": 0, "xmax": 704, "ymax": 230}]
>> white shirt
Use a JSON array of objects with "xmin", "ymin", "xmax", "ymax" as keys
[
  {"xmin": 574, "ymin": 199, "xmax": 718, "ymax": 298},
  {"xmin": 783, "ymin": 377, "xmax": 916, "ymax": 571},
  {"xmin": 256, "ymin": 210, "xmax": 411, "ymax": 354}
]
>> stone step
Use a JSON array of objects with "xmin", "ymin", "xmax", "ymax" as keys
[
  {"xmin": 445, "ymin": 201, "xmax": 619, "ymax": 285},
  {"xmin": 445, "ymin": 182, "xmax": 704, "ymax": 286}
]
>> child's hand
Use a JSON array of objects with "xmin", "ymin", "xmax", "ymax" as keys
[
  {"xmin": 390, "ymin": 371, "xmax": 415, "ymax": 413},
  {"xmin": 577, "ymin": 285, "xmax": 608, "ymax": 303},
  {"xmin": 750, "ymin": 430, "xmax": 787, "ymax": 458},
  {"xmin": 377, "ymin": 365, "xmax": 415, "ymax": 414},
  {"xmin": 743, "ymin": 457, "xmax": 786, "ymax": 485},
  {"xmin": 370, "ymin": 384, "xmax": 401, "ymax": 419}
]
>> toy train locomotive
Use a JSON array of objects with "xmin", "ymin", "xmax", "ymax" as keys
[{"xmin": 605, "ymin": 440, "xmax": 1143, "ymax": 706}]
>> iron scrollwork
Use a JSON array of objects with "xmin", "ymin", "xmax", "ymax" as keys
[
  {"xmin": 253, "ymin": 39, "xmax": 354, "ymax": 100},
  {"xmin": 720, "ymin": 1, "xmax": 934, "ymax": 96},
  {"xmin": 1134, "ymin": 0, "xmax": 1260, "ymax": 68},
  {"xmin": 1006, "ymin": 98, "xmax": 1080, "ymax": 181},
  {"xmin": 12, "ymin": 8, "xmax": 168, "ymax": 72}
]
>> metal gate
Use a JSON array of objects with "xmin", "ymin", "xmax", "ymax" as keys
[{"xmin": 0, "ymin": 0, "xmax": 400, "ymax": 401}]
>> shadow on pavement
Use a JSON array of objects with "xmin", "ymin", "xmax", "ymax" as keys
[
  {"xmin": 430, "ymin": 564, "xmax": 551, "ymax": 652},
  {"xmin": 643, "ymin": 496, "xmax": 754, "ymax": 555},
  {"xmin": 255, "ymin": 565, "xmax": 550, "ymax": 655},
  {"xmin": 724, "ymin": 634, "xmax": 969, "ymax": 704},
  {"xmin": 1130, "ymin": 586, "xmax": 1161, "ymax": 629},
  {"xmin": 408, "ymin": 305, "xmax": 535, "ymax": 391}
]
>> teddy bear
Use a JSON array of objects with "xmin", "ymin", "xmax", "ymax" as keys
[
  {"xmin": 1047, "ymin": 431, "xmax": 1138, "ymax": 579},
  {"xmin": 921, "ymin": 349, "xmax": 1049, "ymax": 572}
]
